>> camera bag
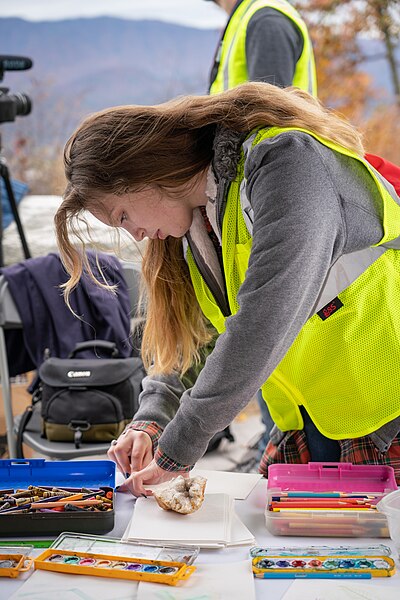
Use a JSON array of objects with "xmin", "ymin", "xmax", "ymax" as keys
[{"xmin": 37, "ymin": 340, "xmax": 146, "ymax": 448}]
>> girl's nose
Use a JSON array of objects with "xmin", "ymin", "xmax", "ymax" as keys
[
  {"xmin": 132, "ymin": 228, "xmax": 146, "ymax": 242},
  {"xmin": 123, "ymin": 224, "xmax": 145, "ymax": 241}
]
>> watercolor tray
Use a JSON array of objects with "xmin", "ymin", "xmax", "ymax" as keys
[
  {"xmin": 34, "ymin": 548, "xmax": 196, "ymax": 585},
  {"xmin": 252, "ymin": 554, "xmax": 396, "ymax": 579},
  {"xmin": 0, "ymin": 550, "xmax": 33, "ymax": 578}
]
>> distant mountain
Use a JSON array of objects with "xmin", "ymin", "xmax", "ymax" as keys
[
  {"xmin": 0, "ymin": 17, "xmax": 220, "ymax": 146},
  {"xmin": 0, "ymin": 17, "xmax": 397, "ymax": 150}
]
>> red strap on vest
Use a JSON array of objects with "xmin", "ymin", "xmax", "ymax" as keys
[{"xmin": 365, "ymin": 153, "xmax": 400, "ymax": 196}]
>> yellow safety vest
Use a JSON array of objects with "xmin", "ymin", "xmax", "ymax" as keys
[
  {"xmin": 186, "ymin": 127, "xmax": 400, "ymax": 440},
  {"xmin": 210, "ymin": 0, "xmax": 317, "ymax": 96}
]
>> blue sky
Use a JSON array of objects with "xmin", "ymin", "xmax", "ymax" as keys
[{"xmin": 1, "ymin": 0, "xmax": 226, "ymax": 29}]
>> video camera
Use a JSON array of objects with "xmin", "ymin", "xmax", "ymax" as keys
[{"xmin": 0, "ymin": 55, "xmax": 33, "ymax": 123}]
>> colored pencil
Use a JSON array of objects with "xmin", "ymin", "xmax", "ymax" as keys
[
  {"xmin": 272, "ymin": 507, "xmax": 377, "ymax": 512},
  {"xmin": 56, "ymin": 493, "xmax": 84, "ymax": 501},
  {"xmin": 271, "ymin": 499, "xmax": 374, "ymax": 505},
  {"xmin": 30, "ymin": 499, "xmax": 101, "ymax": 509},
  {"xmin": 271, "ymin": 497, "xmax": 376, "ymax": 504},
  {"xmin": 270, "ymin": 501, "xmax": 375, "ymax": 509},
  {"xmin": 276, "ymin": 492, "xmax": 378, "ymax": 498}
]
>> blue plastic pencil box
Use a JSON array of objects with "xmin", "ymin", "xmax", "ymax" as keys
[{"xmin": 0, "ymin": 458, "xmax": 115, "ymax": 536}]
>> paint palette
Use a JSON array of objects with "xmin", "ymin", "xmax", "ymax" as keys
[
  {"xmin": 34, "ymin": 548, "xmax": 196, "ymax": 586},
  {"xmin": 252, "ymin": 554, "xmax": 396, "ymax": 579},
  {"xmin": 0, "ymin": 553, "xmax": 34, "ymax": 578}
]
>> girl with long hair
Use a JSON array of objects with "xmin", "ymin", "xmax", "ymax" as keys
[{"xmin": 56, "ymin": 82, "xmax": 400, "ymax": 495}]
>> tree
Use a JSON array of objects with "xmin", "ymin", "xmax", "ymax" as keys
[
  {"xmin": 364, "ymin": 0, "xmax": 400, "ymax": 102},
  {"xmin": 296, "ymin": 0, "xmax": 400, "ymax": 106},
  {"xmin": 296, "ymin": 1, "xmax": 400, "ymax": 163}
]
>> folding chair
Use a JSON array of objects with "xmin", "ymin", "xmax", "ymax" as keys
[{"xmin": 0, "ymin": 261, "xmax": 142, "ymax": 459}]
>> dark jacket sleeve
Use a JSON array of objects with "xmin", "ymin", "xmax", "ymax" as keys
[{"xmin": 246, "ymin": 7, "xmax": 303, "ymax": 87}]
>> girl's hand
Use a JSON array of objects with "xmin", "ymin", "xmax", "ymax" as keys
[
  {"xmin": 107, "ymin": 429, "xmax": 153, "ymax": 478},
  {"xmin": 117, "ymin": 459, "xmax": 188, "ymax": 497}
]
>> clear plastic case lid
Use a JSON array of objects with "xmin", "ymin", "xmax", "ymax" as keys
[
  {"xmin": 377, "ymin": 489, "xmax": 400, "ymax": 517},
  {"xmin": 0, "ymin": 545, "xmax": 33, "ymax": 557},
  {"xmin": 51, "ymin": 532, "xmax": 199, "ymax": 565},
  {"xmin": 250, "ymin": 544, "xmax": 392, "ymax": 557}
]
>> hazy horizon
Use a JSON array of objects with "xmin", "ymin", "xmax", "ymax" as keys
[{"xmin": 1, "ymin": 0, "xmax": 226, "ymax": 29}]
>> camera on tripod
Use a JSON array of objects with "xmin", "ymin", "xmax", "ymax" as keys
[{"xmin": 0, "ymin": 55, "xmax": 33, "ymax": 123}]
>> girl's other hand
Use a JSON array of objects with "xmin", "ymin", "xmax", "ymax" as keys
[
  {"xmin": 107, "ymin": 429, "xmax": 153, "ymax": 479},
  {"xmin": 117, "ymin": 459, "xmax": 188, "ymax": 497}
]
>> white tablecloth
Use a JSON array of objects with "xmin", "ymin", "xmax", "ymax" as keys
[{"xmin": 1, "ymin": 479, "xmax": 399, "ymax": 599}]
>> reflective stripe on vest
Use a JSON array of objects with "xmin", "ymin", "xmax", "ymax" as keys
[
  {"xmin": 209, "ymin": 0, "xmax": 317, "ymax": 96},
  {"xmin": 186, "ymin": 127, "xmax": 400, "ymax": 439}
]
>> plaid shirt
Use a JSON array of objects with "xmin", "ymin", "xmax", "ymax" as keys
[
  {"xmin": 126, "ymin": 421, "xmax": 163, "ymax": 456},
  {"xmin": 129, "ymin": 421, "xmax": 193, "ymax": 472},
  {"xmin": 154, "ymin": 448, "xmax": 194, "ymax": 473},
  {"xmin": 260, "ymin": 429, "xmax": 400, "ymax": 485}
]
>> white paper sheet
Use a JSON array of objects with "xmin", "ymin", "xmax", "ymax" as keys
[
  {"xmin": 227, "ymin": 512, "xmax": 255, "ymax": 546},
  {"xmin": 125, "ymin": 493, "xmax": 234, "ymax": 548},
  {"xmin": 122, "ymin": 507, "xmax": 254, "ymax": 548},
  {"xmin": 136, "ymin": 559, "xmax": 255, "ymax": 600},
  {"xmin": 190, "ymin": 469, "xmax": 263, "ymax": 500},
  {"xmin": 9, "ymin": 569, "xmax": 137, "ymax": 600},
  {"xmin": 281, "ymin": 580, "xmax": 400, "ymax": 600}
]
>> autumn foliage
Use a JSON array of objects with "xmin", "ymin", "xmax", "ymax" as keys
[{"xmin": 295, "ymin": 0, "xmax": 400, "ymax": 163}]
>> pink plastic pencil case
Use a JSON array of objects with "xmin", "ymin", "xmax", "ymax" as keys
[{"xmin": 267, "ymin": 462, "xmax": 397, "ymax": 495}]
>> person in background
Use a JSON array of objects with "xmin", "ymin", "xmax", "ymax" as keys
[
  {"xmin": 204, "ymin": 0, "xmax": 317, "ymax": 451},
  {"xmin": 55, "ymin": 82, "xmax": 400, "ymax": 495},
  {"xmin": 205, "ymin": 0, "xmax": 317, "ymax": 96}
]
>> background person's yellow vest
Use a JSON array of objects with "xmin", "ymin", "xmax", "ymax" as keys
[
  {"xmin": 209, "ymin": 0, "xmax": 317, "ymax": 96},
  {"xmin": 186, "ymin": 127, "xmax": 400, "ymax": 440}
]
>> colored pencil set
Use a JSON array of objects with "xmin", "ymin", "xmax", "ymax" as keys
[
  {"xmin": 265, "ymin": 491, "xmax": 389, "ymax": 537},
  {"xmin": 268, "ymin": 491, "xmax": 382, "ymax": 513},
  {"xmin": 265, "ymin": 463, "xmax": 397, "ymax": 538}
]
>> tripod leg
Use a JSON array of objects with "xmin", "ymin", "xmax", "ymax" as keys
[{"xmin": 0, "ymin": 161, "xmax": 31, "ymax": 265}]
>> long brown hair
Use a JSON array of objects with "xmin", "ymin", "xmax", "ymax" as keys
[{"xmin": 55, "ymin": 82, "xmax": 364, "ymax": 374}]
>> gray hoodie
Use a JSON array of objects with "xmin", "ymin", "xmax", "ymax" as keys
[{"xmin": 132, "ymin": 127, "xmax": 400, "ymax": 466}]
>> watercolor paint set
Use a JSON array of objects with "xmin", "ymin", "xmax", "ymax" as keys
[
  {"xmin": 0, "ymin": 533, "xmax": 200, "ymax": 583},
  {"xmin": 250, "ymin": 544, "xmax": 396, "ymax": 579},
  {"xmin": 34, "ymin": 548, "xmax": 196, "ymax": 586},
  {"xmin": 0, "ymin": 546, "xmax": 34, "ymax": 579},
  {"xmin": 0, "ymin": 459, "xmax": 115, "ymax": 536},
  {"xmin": 265, "ymin": 462, "xmax": 397, "ymax": 537},
  {"xmin": 251, "ymin": 554, "xmax": 396, "ymax": 579}
]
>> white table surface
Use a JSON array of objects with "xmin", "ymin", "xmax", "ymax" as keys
[{"xmin": 1, "ymin": 478, "xmax": 399, "ymax": 599}]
